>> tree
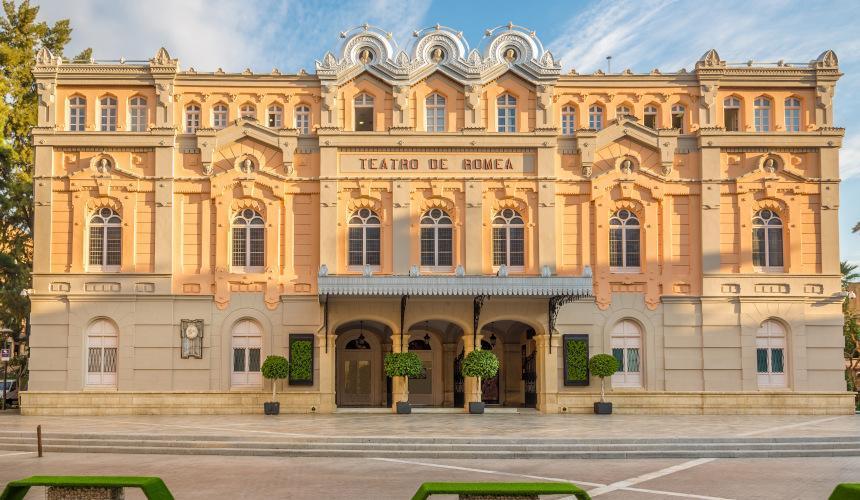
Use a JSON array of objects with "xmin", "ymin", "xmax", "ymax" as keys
[
  {"xmin": 842, "ymin": 261, "xmax": 860, "ymax": 392},
  {"xmin": 588, "ymin": 354, "xmax": 619, "ymax": 403},
  {"xmin": 841, "ymin": 261, "xmax": 859, "ymax": 291},
  {"xmin": 854, "ymin": 221, "xmax": 859, "ymax": 234},
  {"xmin": 0, "ymin": 1, "xmax": 89, "ymax": 342}
]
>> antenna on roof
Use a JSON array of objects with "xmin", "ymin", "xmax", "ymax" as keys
[{"xmin": 606, "ymin": 55, "xmax": 612, "ymax": 74}]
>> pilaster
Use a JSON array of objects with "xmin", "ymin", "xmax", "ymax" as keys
[
  {"xmin": 700, "ymin": 147, "xmax": 721, "ymax": 274},
  {"xmin": 392, "ymin": 181, "xmax": 411, "ymax": 274},
  {"xmin": 464, "ymin": 181, "xmax": 483, "ymax": 274},
  {"xmin": 153, "ymin": 146, "xmax": 174, "ymax": 274},
  {"xmin": 535, "ymin": 333, "xmax": 559, "ymax": 413}
]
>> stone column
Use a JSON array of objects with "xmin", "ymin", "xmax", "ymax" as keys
[
  {"xmin": 535, "ymin": 333, "xmax": 560, "ymax": 413},
  {"xmin": 462, "ymin": 332, "xmax": 481, "ymax": 410},
  {"xmin": 317, "ymin": 332, "xmax": 337, "ymax": 413},
  {"xmin": 390, "ymin": 331, "xmax": 408, "ymax": 411}
]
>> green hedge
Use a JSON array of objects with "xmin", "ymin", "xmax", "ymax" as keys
[
  {"xmin": 0, "ymin": 476, "xmax": 174, "ymax": 500},
  {"xmin": 289, "ymin": 336, "xmax": 314, "ymax": 385},
  {"xmin": 411, "ymin": 482, "xmax": 590, "ymax": 500},
  {"xmin": 564, "ymin": 335, "xmax": 589, "ymax": 386}
]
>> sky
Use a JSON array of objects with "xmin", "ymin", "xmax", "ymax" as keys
[{"xmin": 37, "ymin": 0, "xmax": 860, "ymax": 266}]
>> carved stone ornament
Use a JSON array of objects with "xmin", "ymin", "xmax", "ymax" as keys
[
  {"xmin": 619, "ymin": 158, "xmax": 634, "ymax": 175},
  {"xmin": 202, "ymin": 163, "xmax": 213, "ymax": 176},
  {"xmin": 240, "ymin": 157, "xmax": 255, "ymax": 174},
  {"xmin": 180, "ymin": 319, "xmax": 204, "ymax": 359},
  {"xmin": 359, "ymin": 48, "xmax": 373, "ymax": 64},
  {"xmin": 661, "ymin": 164, "xmax": 672, "ymax": 176},
  {"xmin": 763, "ymin": 157, "xmax": 778, "ymax": 174},
  {"xmin": 431, "ymin": 47, "xmax": 444, "ymax": 62},
  {"xmin": 503, "ymin": 47, "xmax": 517, "ymax": 62},
  {"xmin": 581, "ymin": 165, "xmax": 592, "ymax": 178}
]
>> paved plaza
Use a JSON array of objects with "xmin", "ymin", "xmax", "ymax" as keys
[{"xmin": 0, "ymin": 413, "xmax": 857, "ymax": 498}]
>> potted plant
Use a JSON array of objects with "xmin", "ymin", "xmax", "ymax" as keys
[
  {"xmin": 461, "ymin": 348, "xmax": 500, "ymax": 414},
  {"xmin": 589, "ymin": 353, "xmax": 619, "ymax": 415},
  {"xmin": 383, "ymin": 352, "xmax": 424, "ymax": 414},
  {"xmin": 261, "ymin": 355, "xmax": 290, "ymax": 415}
]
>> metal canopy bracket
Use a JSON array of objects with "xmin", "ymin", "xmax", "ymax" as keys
[
  {"xmin": 400, "ymin": 295, "xmax": 409, "ymax": 351},
  {"xmin": 473, "ymin": 295, "xmax": 488, "ymax": 348},
  {"xmin": 548, "ymin": 293, "xmax": 588, "ymax": 353},
  {"xmin": 323, "ymin": 293, "xmax": 330, "ymax": 353}
]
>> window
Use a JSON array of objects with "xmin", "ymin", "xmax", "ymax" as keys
[
  {"xmin": 69, "ymin": 96, "xmax": 86, "ymax": 131},
  {"xmin": 643, "ymin": 105, "xmax": 657, "ymax": 129},
  {"xmin": 757, "ymin": 320, "xmax": 786, "ymax": 388},
  {"xmin": 231, "ymin": 320, "xmax": 262, "ymax": 387},
  {"xmin": 354, "ymin": 93, "xmax": 374, "ymax": 131},
  {"xmin": 611, "ymin": 320, "xmax": 642, "ymax": 388},
  {"xmin": 615, "ymin": 105, "xmax": 631, "ymax": 118},
  {"xmin": 129, "ymin": 97, "xmax": 147, "ymax": 132},
  {"xmin": 497, "ymin": 94, "xmax": 517, "ymax": 133},
  {"xmin": 492, "ymin": 208, "xmax": 525, "ymax": 269},
  {"xmin": 425, "ymin": 93, "xmax": 446, "ymax": 132},
  {"xmin": 267, "ymin": 104, "xmax": 283, "ymax": 128},
  {"xmin": 348, "ymin": 208, "xmax": 381, "ymax": 267},
  {"xmin": 671, "ymin": 104, "xmax": 685, "ymax": 132},
  {"xmin": 294, "ymin": 105, "xmax": 310, "ymax": 134},
  {"xmin": 88, "ymin": 207, "xmax": 121, "ymax": 271},
  {"xmin": 752, "ymin": 209, "xmax": 783, "ymax": 271},
  {"xmin": 609, "ymin": 209, "xmax": 640, "ymax": 272},
  {"xmin": 99, "ymin": 96, "xmax": 117, "ymax": 131},
  {"xmin": 212, "ymin": 104, "xmax": 228, "ymax": 130},
  {"xmin": 240, "ymin": 103, "xmax": 256, "ymax": 120},
  {"xmin": 185, "ymin": 104, "xmax": 201, "ymax": 133},
  {"xmin": 754, "ymin": 96, "xmax": 771, "ymax": 132},
  {"xmin": 420, "ymin": 208, "xmax": 453, "ymax": 268},
  {"xmin": 588, "ymin": 105, "xmax": 603, "ymax": 130},
  {"xmin": 561, "ymin": 105, "xmax": 576, "ymax": 135},
  {"xmin": 785, "ymin": 97, "xmax": 801, "ymax": 132},
  {"xmin": 723, "ymin": 97, "xmax": 740, "ymax": 131},
  {"xmin": 231, "ymin": 209, "xmax": 265, "ymax": 270},
  {"xmin": 86, "ymin": 319, "xmax": 118, "ymax": 388}
]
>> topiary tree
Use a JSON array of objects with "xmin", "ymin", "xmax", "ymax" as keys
[
  {"xmin": 461, "ymin": 349, "xmax": 500, "ymax": 383},
  {"xmin": 383, "ymin": 352, "xmax": 425, "ymax": 378},
  {"xmin": 261, "ymin": 355, "xmax": 290, "ymax": 401},
  {"xmin": 588, "ymin": 354, "xmax": 619, "ymax": 403}
]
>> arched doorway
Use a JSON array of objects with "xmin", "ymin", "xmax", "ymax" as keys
[
  {"xmin": 480, "ymin": 339, "xmax": 501, "ymax": 404},
  {"xmin": 477, "ymin": 320, "xmax": 538, "ymax": 407},
  {"xmin": 231, "ymin": 319, "xmax": 262, "ymax": 388},
  {"xmin": 335, "ymin": 320, "xmax": 388, "ymax": 407},
  {"xmin": 86, "ymin": 319, "xmax": 118, "ymax": 388},
  {"xmin": 405, "ymin": 322, "xmax": 446, "ymax": 406}
]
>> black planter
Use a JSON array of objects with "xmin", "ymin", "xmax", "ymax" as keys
[
  {"xmin": 396, "ymin": 401, "xmax": 411, "ymax": 414},
  {"xmin": 264, "ymin": 401, "xmax": 280, "ymax": 415},
  {"xmin": 593, "ymin": 402, "xmax": 612, "ymax": 415},
  {"xmin": 468, "ymin": 402, "xmax": 485, "ymax": 414}
]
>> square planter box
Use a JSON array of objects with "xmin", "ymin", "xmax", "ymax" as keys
[
  {"xmin": 593, "ymin": 402, "xmax": 612, "ymax": 414},
  {"xmin": 396, "ymin": 401, "xmax": 411, "ymax": 414},
  {"xmin": 469, "ymin": 402, "xmax": 485, "ymax": 414},
  {"xmin": 264, "ymin": 402, "xmax": 280, "ymax": 415}
]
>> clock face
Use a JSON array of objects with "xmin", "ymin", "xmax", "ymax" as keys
[{"xmin": 186, "ymin": 325, "xmax": 199, "ymax": 340}]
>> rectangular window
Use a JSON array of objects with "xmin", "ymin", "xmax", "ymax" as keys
[
  {"xmin": 130, "ymin": 109, "xmax": 146, "ymax": 132},
  {"xmin": 626, "ymin": 348, "xmax": 640, "ymax": 373},
  {"xmin": 724, "ymin": 109, "xmax": 739, "ymax": 131},
  {"xmin": 770, "ymin": 348, "xmax": 784, "ymax": 373},
  {"xmin": 365, "ymin": 227, "xmax": 380, "ymax": 265},
  {"xmin": 70, "ymin": 108, "xmax": 85, "ymax": 131},
  {"xmin": 88, "ymin": 347, "xmax": 102, "ymax": 373},
  {"xmin": 437, "ymin": 227, "xmax": 453, "ymax": 266},
  {"xmin": 355, "ymin": 107, "xmax": 374, "ymax": 131},
  {"xmin": 232, "ymin": 227, "xmax": 246, "ymax": 267},
  {"xmin": 755, "ymin": 108, "xmax": 769, "ymax": 132},
  {"xmin": 612, "ymin": 348, "xmax": 625, "ymax": 372},
  {"xmin": 101, "ymin": 105, "xmax": 117, "ymax": 131},
  {"xmin": 492, "ymin": 227, "xmax": 506, "ymax": 266},
  {"xmin": 785, "ymin": 109, "xmax": 800, "ymax": 132},
  {"xmin": 249, "ymin": 227, "xmax": 264, "ymax": 267},
  {"xmin": 644, "ymin": 114, "xmax": 656, "ymax": 129},
  {"xmin": 348, "ymin": 227, "xmax": 363, "ymax": 266},
  {"xmin": 268, "ymin": 110, "xmax": 282, "ymax": 128},
  {"xmin": 509, "ymin": 227, "xmax": 524, "ymax": 267},
  {"xmin": 89, "ymin": 227, "xmax": 104, "ymax": 266},
  {"xmin": 233, "ymin": 347, "xmax": 246, "ymax": 372},
  {"xmin": 671, "ymin": 113, "xmax": 683, "ymax": 131},
  {"xmin": 105, "ymin": 226, "xmax": 121, "ymax": 266},
  {"xmin": 756, "ymin": 348, "xmax": 768, "ymax": 373},
  {"xmin": 609, "ymin": 228, "xmax": 623, "ymax": 267},
  {"xmin": 767, "ymin": 228, "xmax": 783, "ymax": 267},
  {"xmin": 248, "ymin": 348, "xmax": 261, "ymax": 372},
  {"xmin": 752, "ymin": 228, "xmax": 766, "ymax": 267},
  {"xmin": 625, "ymin": 228, "xmax": 640, "ymax": 267},
  {"xmin": 420, "ymin": 227, "xmax": 435, "ymax": 266}
]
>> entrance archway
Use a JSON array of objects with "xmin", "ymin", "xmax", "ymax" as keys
[
  {"xmin": 335, "ymin": 320, "xmax": 389, "ymax": 407},
  {"xmin": 406, "ymin": 319, "xmax": 462, "ymax": 407},
  {"xmin": 476, "ymin": 320, "xmax": 538, "ymax": 407}
]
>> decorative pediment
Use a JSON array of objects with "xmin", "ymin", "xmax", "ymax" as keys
[
  {"xmin": 696, "ymin": 49, "xmax": 724, "ymax": 69},
  {"xmin": 315, "ymin": 23, "xmax": 561, "ymax": 87},
  {"xmin": 195, "ymin": 118, "xmax": 297, "ymax": 175},
  {"xmin": 579, "ymin": 116, "xmax": 678, "ymax": 176}
]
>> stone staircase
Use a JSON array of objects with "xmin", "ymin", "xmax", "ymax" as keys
[{"xmin": 0, "ymin": 430, "xmax": 859, "ymax": 459}]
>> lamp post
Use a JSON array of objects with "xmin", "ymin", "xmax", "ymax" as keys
[{"xmin": 0, "ymin": 327, "xmax": 12, "ymax": 411}]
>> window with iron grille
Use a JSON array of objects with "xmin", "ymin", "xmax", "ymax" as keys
[
  {"xmin": 89, "ymin": 208, "xmax": 121, "ymax": 270},
  {"xmin": 609, "ymin": 210, "xmax": 640, "ymax": 272},
  {"xmin": 752, "ymin": 209, "xmax": 783, "ymax": 270},
  {"xmin": 492, "ymin": 209, "xmax": 524, "ymax": 268},
  {"xmin": 348, "ymin": 208, "xmax": 381, "ymax": 267},
  {"xmin": 420, "ymin": 208, "xmax": 453, "ymax": 268},
  {"xmin": 232, "ymin": 209, "xmax": 265, "ymax": 270},
  {"xmin": 756, "ymin": 320, "xmax": 787, "ymax": 388}
]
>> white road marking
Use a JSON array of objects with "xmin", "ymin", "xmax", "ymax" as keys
[
  {"xmin": 0, "ymin": 452, "xmax": 33, "ymax": 458},
  {"xmin": 585, "ymin": 458, "xmax": 718, "ymax": 497},
  {"xmin": 622, "ymin": 486, "xmax": 736, "ymax": 500},
  {"xmin": 738, "ymin": 416, "xmax": 845, "ymax": 436}
]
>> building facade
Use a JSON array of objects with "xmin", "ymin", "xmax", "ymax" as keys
[{"xmin": 25, "ymin": 24, "xmax": 851, "ymax": 415}]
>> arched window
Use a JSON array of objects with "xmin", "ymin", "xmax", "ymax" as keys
[
  {"xmin": 231, "ymin": 209, "xmax": 265, "ymax": 270},
  {"xmin": 425, "ymin": 93, "xmax": 446, "ymax": 132},
  {"xmin": 643, "ymin": 105, "xmax": 658, "ymax": 129},
  {"xmin": 492, "ymin": 208, "xmax": 525, "ymax": 269},
  {"xmin": 723, "ymin": 96, "xmax": 741, "ymax": 131},
  {"xmin": 752, "ymin": 209, "xmax": 783, "ymax": 270},
  {"xmin": 348, "ymin": 208, "xmax": 381, "ymax": 267},
  {"xmin": 420, "ymin": 208, "xmax": 453, "ymax": 268},
  {"xmin": 212, "ymin": 104, "xmax": 228, "ymax": 130},
  {"xmin": 185, "ymin": 104, "xmax": 201, "ymax": 133},
  {"xmin": 86, "ymin": 319, "xmax": 118, "ymax": 387},
  {"xmin": 89, "ymin": 207, "xmax": 121, "ymax": 270},
  {"xmin": 267, "ymin": 104, "xmax": 283, "ymax": 128},
  {"xmin": 609, "ymin": 209, "xmax": 640, "ymax": 272},
  {"xmin": 295, "ymin": 105, "xmax": 310, "ymax": 134},
  {"xmin": 231, "ymin": 319, "xmax": 262, "ymax": 387},
  {"xmin": 561, "ymin": 105, "xmax": 576, "ymax": 135},
  {"xmin": 99, "ymin": 96, "xmax": 117, "ymax": 131},
  {"xmin": 354, "ymin": 93, "xmax": 374, "ymax": 131},
  {"xmin": 240, "ymin": 103, "xmax": 256, "ymax": 120},
  {"xmin": 497, "ymin": 94, "xmax": 517, "ymax": 133},
  {"xmin": 615, "ymin": 105, "xmax": 631, "ymax": 117},
  {"xmin": 784, "ymin": 97, "xmax": 801, "ymax": 132},
  {"xmin": 754, "ymin": 96, "xmax": 771, "ymax": 132},
  {"xmin": 611, "ymin": 320, "xmax": 642, "ymax": 388},
  {"xmin": 756, "ymin": 320, "xmax": 786, "ymax": 388},
  {"xmin": 69, "ymin": 96, "xmax": 86, "ymax": 131},
  {"xmin": 671, "ymin": 104, "xmax": 685, "ymax": 132},
  {"xmin": 129, "ymin": 96, "xmax": 147, "ymax": 132},
  {"xmin": 588, "ymin": 104, "xmax": 604, "ymax": 130}
]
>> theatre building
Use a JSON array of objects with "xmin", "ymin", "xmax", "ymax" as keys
[{"xmin": 24, "ymin": 24, "xmax": 851, "ymax": 415}]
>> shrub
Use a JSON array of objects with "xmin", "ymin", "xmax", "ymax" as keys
[
  {"xmin": 384, "ymin": 352, "xmax": 425, "ymax": 378},
  {"xmin": 564, "ymin": 336, "xmax": 588, "ymax": 385},
  {"xmin": 289, "ymin": 337, "xmax": 313, "ymax": 384},
  {"xmin": 589, "ymin": 354, "xmax": 619, "ymax": 403},
  {"xmin": 461, "ymin": 349, "xmax": 500, "ymax": 380},
  {"xmin": 261, "ymin": 355, "xmax": 290, "ymax": 400}
]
